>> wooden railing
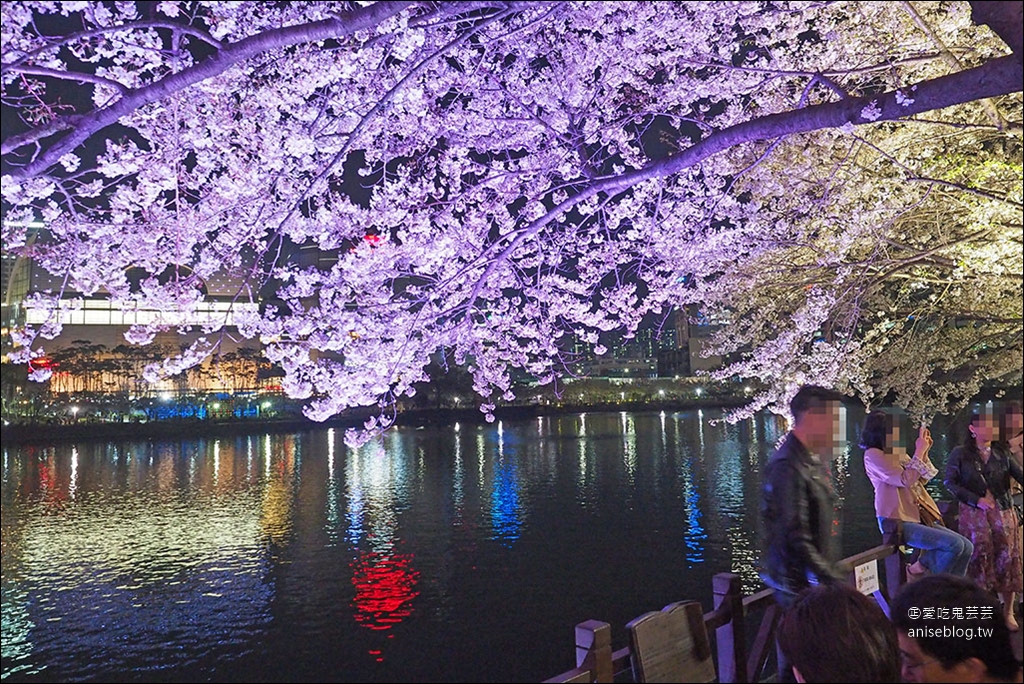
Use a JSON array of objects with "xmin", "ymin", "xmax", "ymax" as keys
[{"xmin": 543, "ymin": 542, "xmax": 907, "ymax": 683}]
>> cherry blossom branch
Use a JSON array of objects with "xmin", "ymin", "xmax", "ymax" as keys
[
  {"xmin": 2, "ymin": 1, "xmax": 418, "ymax": 172},
  {"xmin": 4, "ymin": 65, "xmax": 130, "ymax": 95},
  {"xmin": 900, "ymin": 0, "xmax": 1007, "ymax": 129},
  {"xmin": 457, "ymin": 54, "xmax": 1022, "ymax": 313},
  {"xmin": 1, "ymin": 20, "xmax": 224, "ymax": 73}
]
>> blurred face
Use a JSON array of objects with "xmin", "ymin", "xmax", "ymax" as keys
[
  {"xmin": 1007, "ymin": 408, "xmax": 1024, "ymax": 434},
  {"xmin": 969, "ymin": 414, "xmax": 996, "ymax": 446},
  {"xmin": 1006, "ymin": 408, "xmax": 1023, "ymax": 451},
  {"xmin": 801, "ymin": 401, "xmax": 840, "ymax": 450}
]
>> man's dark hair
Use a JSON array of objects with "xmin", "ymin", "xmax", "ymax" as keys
[
  {"xmin": 891, "ymin": 574, "xmax": 1021, "ymax": 681},
  {"xmin": 789, "ymin": 385, "xmax": 844, "ymax": 425},
  {"xmin": 859, "ymin": 410, "xmax": 892, "ymax": 451},
  {"xmin": 776, "ymin": 582, "xmax": 900, "ymax": 682}
]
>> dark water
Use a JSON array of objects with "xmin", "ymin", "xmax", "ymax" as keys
[{"xmin": 1, "ymin": 406, "xmax": 968, "ymax": 683}]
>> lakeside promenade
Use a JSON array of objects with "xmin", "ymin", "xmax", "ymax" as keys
[
  {"xmin": 1, "ymin": 396, "xmax": 755, "ymax": 445},
  {"xmin": 5, "ymin": 382, "xmax": 1019, "ymax": 447}
]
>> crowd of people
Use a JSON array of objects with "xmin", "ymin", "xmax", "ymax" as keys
[
  {"xmin": 760, "ymin": 385, "xmax": 1023, "ymax": 683},
  {"xmin": 776, "ymin": 576, "xmax": 1021, "ymax": 683}
]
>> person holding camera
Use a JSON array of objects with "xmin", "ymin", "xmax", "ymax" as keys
[{"xmin": 860, "ymin": 411, "xmax": 973, "ymax": 578}]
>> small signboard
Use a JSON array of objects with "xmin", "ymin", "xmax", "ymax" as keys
[{"xmin": 855, "ymin": 559, "xmax": 880, "ymax": 596}]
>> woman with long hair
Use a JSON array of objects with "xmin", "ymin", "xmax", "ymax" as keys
[
  {"xmin": 860, "ymin": 411, "xmax": 973, "ymax": 579},
  {"xmin": 945, "ymin": 409, "xmax": 1024, "ymax": 631}
]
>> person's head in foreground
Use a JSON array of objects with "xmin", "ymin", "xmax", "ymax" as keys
[
  {"xmin": 776, "ymin": 582, "xmax": 900, "ymax": 682},
  {"xmin": 789, "ymin": 384, "xmax": 844, "ymax": 452},
  {"xmin": 891, "ymin": 574, "xmax": 1023, "ymax": 683}
]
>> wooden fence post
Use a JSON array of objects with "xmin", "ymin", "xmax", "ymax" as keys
[
  {"xmin": 884, "ymin": 545, "xmax": 906, "ymax": 605},
  {"xmin": 713, "ymin": 572, "xmax": 747, "ymax": 683},
  {"xmin": 575, "ymin": 619, "xmax": 613, "ymax": 683}
]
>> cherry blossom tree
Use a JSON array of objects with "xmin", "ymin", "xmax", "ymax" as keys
[{"xmin": 2, "ymin": 1, "xmax": 1021, "ymax": 440}]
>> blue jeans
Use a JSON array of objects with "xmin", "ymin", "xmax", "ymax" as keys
[{"xmin": 877, "ymin": 517, "xmax": 974, "ymax": 576}]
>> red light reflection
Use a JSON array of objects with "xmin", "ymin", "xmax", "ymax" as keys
[{"xmin": 350, "ymin": 551, "xmax": 419, "ymax": 633}]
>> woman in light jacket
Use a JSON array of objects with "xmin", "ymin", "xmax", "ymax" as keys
[{"xmin": 860, "ymin": 410, "xmax": 973, "ymax": 578}]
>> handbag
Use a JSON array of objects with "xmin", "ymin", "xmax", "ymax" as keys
[
  {"xmin": 914, "ymin": 485, "xmax": 945, "ymax": 528},
  {"xmin": 905, "ymin": 455, "xmax": 945, "ymax": 528}
]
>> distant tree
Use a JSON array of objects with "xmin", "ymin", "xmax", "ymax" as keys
[
  {"xmin": 47, "ymin": 340, "xmax": 107, "ymax": 393},
  {"xmin": 1, "ymin": 361, "xmax": 29, "ymax": 415},
  {"xmin": 1, "ymin": 1, "xmax": 1020, "ymax": 440},
  {"xmin": 109, "ymin": 342, "xmax": 172, "ymax": 396},
  {"xmin": 211, "ymin": 347, "xmax": 262, "ymax": 392},
  {"xmin": 108, "ymin": 344, "xmax": 138, "ymax": 394},
  {"xmin": 185, "ymin": 358, "xmax": 212, "ymax": 395}
]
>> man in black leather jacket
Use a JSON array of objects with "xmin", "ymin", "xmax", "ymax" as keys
[{"xmin": 761, "ymin": 385, "xmax": 848, "ymax": 683}]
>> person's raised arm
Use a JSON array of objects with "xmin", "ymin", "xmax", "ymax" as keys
[
  {"xmin": 913, "ymin": 425, "xmax": 933, "ymax": 459},
  {"xmin": 907, "ymin": 425, "xmax": 939, "ymax": 481}
]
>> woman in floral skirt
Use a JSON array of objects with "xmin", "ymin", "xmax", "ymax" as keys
[{"xmin": 945, "ymin": 410, "xmax": 1023, "ymax": 632}]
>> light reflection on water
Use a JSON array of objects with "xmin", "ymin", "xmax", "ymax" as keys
[
  {"xmin": 2, "ymin": 436, "xmax": 276, "ymax": 682},
  {"xmin": 1, "ymin": 407, "xmax": 964, "ymax": 683}
]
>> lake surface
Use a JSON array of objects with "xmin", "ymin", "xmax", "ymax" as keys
[{"xmin": 1, "ymin": 406, "xmax": 968, "ymax": 683}]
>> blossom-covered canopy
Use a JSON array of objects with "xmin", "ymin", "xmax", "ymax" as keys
[{"xmin": 2, "ymin": 1, "xmax": 1021, "ymax": 440}]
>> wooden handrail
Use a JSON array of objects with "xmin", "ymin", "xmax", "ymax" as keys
[
  {"xmin": 714, "ymin": 573, "xmax": 746, "ymax": 683},
  {"xmin": 544, "ymin": 542, "xmax": 906, "ymax": 683}
]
